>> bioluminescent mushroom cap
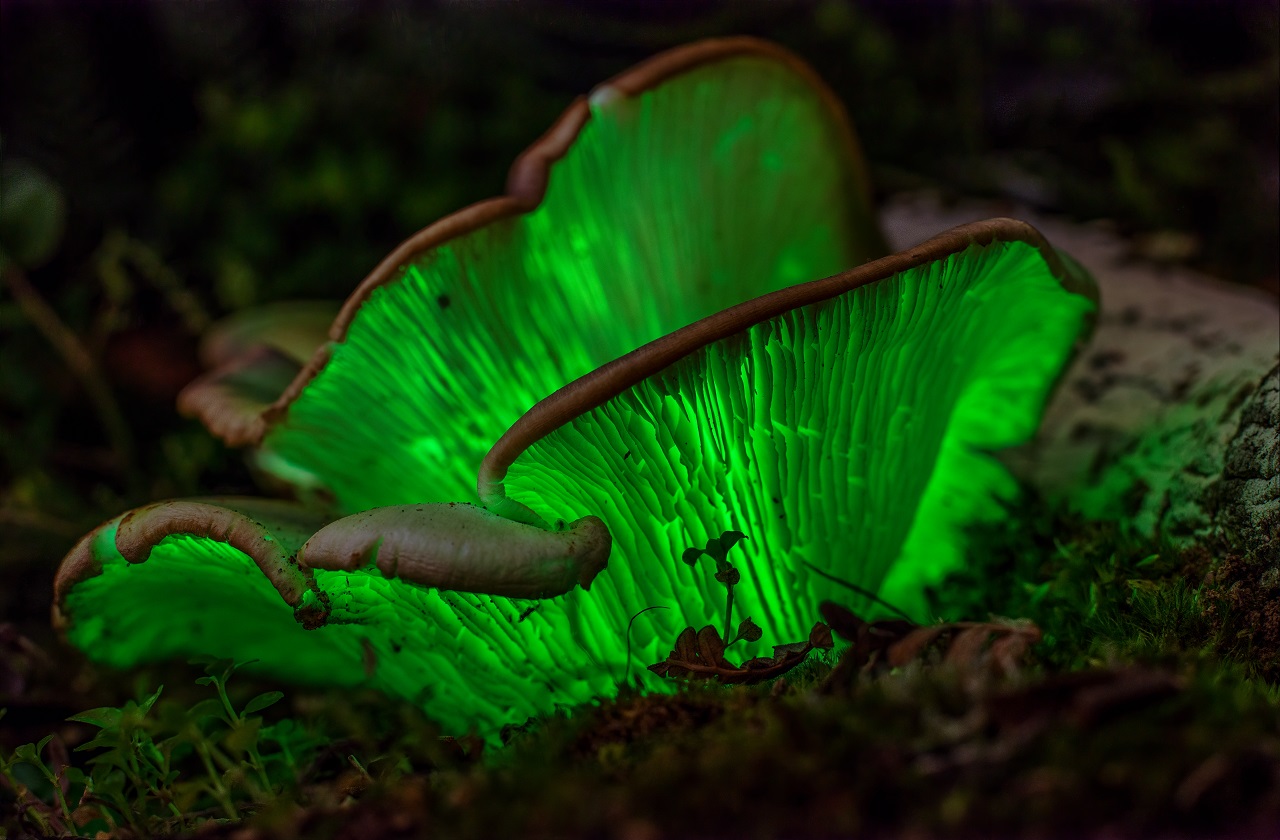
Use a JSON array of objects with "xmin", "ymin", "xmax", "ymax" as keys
[
  {"xmin": 478, "ymin": 218, "xmax": 1098, "ymax": 628},
  {"xmin": 53, "ymin": 38, "xmax": 1098, "ymax": 737},
  {"xmin": 181, "ymin": 36, "xmax": 886, "ymax": 512}
]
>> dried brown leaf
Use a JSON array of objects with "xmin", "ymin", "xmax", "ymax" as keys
[
  {"xmin": 887, "ymin": 625, "xmax": 950, "ymax": 667},
  {"xmin": 649, "ymin": 622, "xmax": 831, "ymax": 685},
  {"xmin": 943, "ymin": 626, "xmax": 996, "ymax": 668}
]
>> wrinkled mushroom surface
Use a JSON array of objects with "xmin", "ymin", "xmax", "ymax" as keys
[{"xmin": 481, "ymin": 220, "xmax": 1096, "ymax": 639}]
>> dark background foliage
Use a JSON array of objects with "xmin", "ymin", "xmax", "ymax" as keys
[
  {"xmin": 2, "ymin": 0, "xmax": 1276, "ymax": 676},
  {"xmin": 1, "ymin": 0, "xmax": 1276, "ymax": 647}
]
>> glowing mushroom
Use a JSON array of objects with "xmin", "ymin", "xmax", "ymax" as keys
[
  {"xmin": 53, "ymin": 38, "xmax": 1097, "ymax": 737},
  {"xmin": 179, "ymin": 36, "xmax": 885, "ymax": 507}
]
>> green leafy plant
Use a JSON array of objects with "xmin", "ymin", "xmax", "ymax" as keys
[
  {"xmin": 0, "ymin": 715, "xmax": 80, "ymax": 836},
  {"xmin": 649, "ymin": 530, "xmax": 834, "ymax": 684},
  {"xmin": 0, "ymin": 660, "xmax": 332, "ymax": 837},
  {"xmin": 679, "ymin": 530, "xmax": 758, "ymax": 648}
]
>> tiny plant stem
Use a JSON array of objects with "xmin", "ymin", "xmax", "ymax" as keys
[
  {"xmin": 245, "ymin": 743, "xmax": 272, "ymax": 793},
  {"xmin": 206, "ymin": 741, "xmax": 239, "ymax": 775},
  {"xmin": 103, "ymin": 790, "xmax": 141, "ymax": 834},
  {"xmin": 52, "ymin": 784, "xmax": 74, "ymax": 830},
  {"xmin": 1, "ymin": 263, "xmax": 138, "ymax": 488},
  {"xmin": 800, "ymin": 560, "xmax": 914, "ymax": 621},
  {"xmin": 21, "ymin": 803, "xmax": 55, "ymax": 835},
  {"xmin": 723, "ymin": 579, "xmax": 735, "ymax": 647},
  {"xmin": 194, "ymin": 741, "xmax": 239, "ymax": 820},
  {"xmin": 135, "ymin": 756, "xmax": 176, "ymax": 823},
  {"xmin": 622, "ymin": 605, "xmax": 669, "ymax": 688},
  {"xmin": 35, "ymin": 760, "xmax": 74, "ymax": 829},
  {"xmin": 213, "ymin": 679, "xmax": 238, "ymax": 727},
  {"xmin": 120, "ymin": 745, "xmax": 149, "ymax": 807},
  {"xmin": 150, "ymin": 750, "xmax": 184, "ymax": 819},
  {"xmin": 117, "ymin": 232, "xmax": 211, "ymax": 334},
  {"xmin": 347, "ymin": 755, "xmax": 373, "ymax": 782}
]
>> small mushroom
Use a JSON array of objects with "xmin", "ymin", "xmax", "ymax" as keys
[{"xmin": 177, "ymin": 301, "xmax": 339, "ymax": 447}]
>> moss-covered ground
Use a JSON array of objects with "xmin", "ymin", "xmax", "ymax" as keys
[{"xmin": 3, "ymin": 508, "xmax": 1277, "ymax": 838}]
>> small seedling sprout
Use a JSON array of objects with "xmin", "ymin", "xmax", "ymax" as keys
[{"xmin": 681, "ymin": 530, "xmax": 762, "ymax": 648}]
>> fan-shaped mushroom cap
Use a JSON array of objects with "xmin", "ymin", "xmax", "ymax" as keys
[
  {"xmin": 54, "ymin": 499, "xmax": 337, "ymax": 675},
  {"xmin": 479, "ymin": 218, "xmax": 1096, "ymax": 634},
  {"xmin": 180, "ymin": 36, "xmax": 885, "ymax": 515}
]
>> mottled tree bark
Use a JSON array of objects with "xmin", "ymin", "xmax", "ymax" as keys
[{"xmin": 882, "ymin": 194, "xmax": 1279, "ymax": 558}]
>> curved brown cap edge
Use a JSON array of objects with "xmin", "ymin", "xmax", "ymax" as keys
[
  {"xmin": 53, "ymin": 500, "xmax": 328, "ymax": 637},
  {"xmin": 253, "ymin": 36, "xmax": 877, "ymax": 437},
  {"xmin": 51, "ymin": 516, "xmax": 118, "ymax": 633},
  {"xmin": 477, "ymin": 217, "xmax": 1099, "ymax": 507}
]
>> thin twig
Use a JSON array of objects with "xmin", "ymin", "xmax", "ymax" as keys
[
  {"xmin": 801, "ymin": 560, "xmax": 914, "ymax": 621},
  {"xmin": 3, "ymin": 263, "xmax": 138, "ymax": 486},
  {"xmin": 96, "ymin": 230, "xmax": 210, "ymax": 335},
  {"xmin": 622, "ymin": 605, "xmax": 669, "ymax": 689},
  {"xmin": 723, "ymin": 577, "xmax": 735, "ymax": 647}
]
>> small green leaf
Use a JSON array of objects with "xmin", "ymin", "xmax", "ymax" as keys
[
  {"xmin": 703, "ymin": 530, "xmax": 748, "ymax": 564},
  {"xmin": 193, "ymin": 655, "xmax": 245, "ymax": 684},
  {"xmin": 136, "ymin": 685, "xmax": 164, "ymax": 714},
  {"xmin": 74, "ymin": 732, "xmax": 122, "ymax": 753},
  {"xmin": 719, "ymin": 530, "xmax": 748, "ymax": 553},
  {"xmin": 733, "ymin": 617, "xmax": 763, "ymax": 644},
  {"xmin": 68, "ymin": 706, "xmax": 123, "ymax": 729},
  {"xmin": 0, "ymin": 159, "xmax": 67, "ymax": 270},
  {"xmin": 136, "ymin": 732, "xmax": 165, "ymax": 771},
  {"xmin": 680, "ymin": 547, "xmax": 703, "ymax": 567},
  {"xmin": 243, "ymin": 691, "xmax": 284, "ymax": 715},
  {"xmin": 187, "ymin": 697, "xmax": 227, "ymax": 722},
  {"xmin": 13, "ymin": 742, "xmax": 42, "ymax": 767}
]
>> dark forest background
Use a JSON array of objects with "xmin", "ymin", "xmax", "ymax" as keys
[{"xmin": 2, "ymin": 0, "xmax": 1277, "ymax": 697}]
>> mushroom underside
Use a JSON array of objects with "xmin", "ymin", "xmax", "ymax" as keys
[
  {"xmin": 236, "ymin": 50, "xmax": 883, "ymax": 514},
  {"xmin": 56, "ymin": 236, "xmax": 1096, "ymax": 737}
]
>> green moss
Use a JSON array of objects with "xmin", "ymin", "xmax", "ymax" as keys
[{"xmin": 11, "ymin": 508, "xmax": 1278, "ymax": 839}]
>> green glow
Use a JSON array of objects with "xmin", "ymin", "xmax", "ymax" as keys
[
  {"xmin": 57, "ymin": 48, "xmax": 1097, "ymax": 737},
  {"xmin": 68, "ymin": 518, "xmax": 617, "ymax": 734},
  {"xmin": 66, "ymin": 240, "xmax": 1094, "ymax": 737},
  {"xmin": 263, "ymin": 56, "xmax": 881, "ymax": 514},
  {"xmin": 502, "ymin": 240, "xmax": 1096, "ymax": 665}
]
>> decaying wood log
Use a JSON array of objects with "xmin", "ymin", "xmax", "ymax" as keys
[{"xmin": 882, "ymin": 193, "xmax": 1278, "ymax": 557}]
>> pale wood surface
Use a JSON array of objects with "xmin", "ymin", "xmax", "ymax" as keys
[{"xmin": 882, "ymin": 193, "xmax": 1279, "ymax": 553}]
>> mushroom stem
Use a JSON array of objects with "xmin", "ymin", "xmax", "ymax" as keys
[{"xmin": 298, "ymin": 502, "xmax": 611, "ymax": 599}]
